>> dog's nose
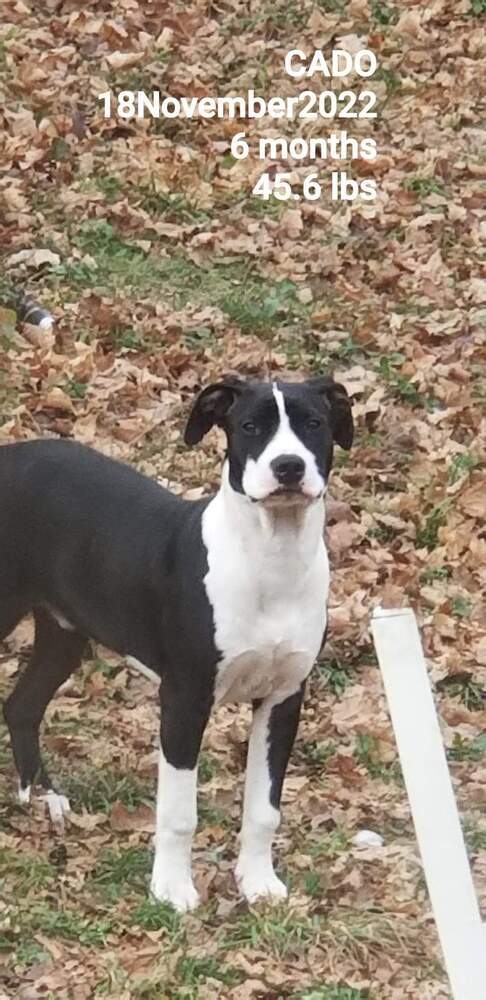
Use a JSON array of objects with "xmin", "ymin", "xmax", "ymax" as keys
[{"xmin": 270, "ymin": 454, "xmax": 305, "ymax": 485}]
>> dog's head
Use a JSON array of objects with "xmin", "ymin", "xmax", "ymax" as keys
[{"xmin": 184, "ymin": 376, "xmax": 353, "ymax": 506}]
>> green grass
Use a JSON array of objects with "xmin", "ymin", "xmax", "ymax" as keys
[
  {"xmin": 72, "ymin": 219, "xmax": 129, "ymax": 256},
  {"xmin": 60, "ymin": 764, "xmax": 153, "ymax": 813},
  {"xmin": 404, "ymin": 176, "xmax": 446, "ymax": 198},
  {"xmin": 96, "ymin": 952, "xmax": 241, "ymax": 1000},
  {"xmin": 451, "ymin": 595, "xmax": 472, "ymax": 618},
  {"xmin": 367, "ymin": 523, "xmax": 401, "ymax": 544},
  {"xmin": 130, "ymin": 982, "xmax": 193, "ymax": 1000},
  {"xmin": 448, "ymin": 734, "xmax": 486, "ymax": 762},
  {"xmin": 106, "ymin": 66, "xmax": 160, "ymax": 95},
  {"xmin": 1, "ymin": 903, "xmax": 115, "ymax": 949},
  {"xmin": 54, "ymin": 227, "xmax": 154, "ymax": 290},
  {"xmin": 375, "ymin": 66, "xmax": 402, "ymax": 95},
  {"xmin": 309, "ymin": 829, "xmax": 351, "ymax": 859},
  {"xmin": 31, "ymin": 906, "xmax": 113, "ymax": 946},
  {"xmin": 104, "ymin": 326, "xmax": 148, "ymax": 352},
  {"xmin": 419, "ymin": 565, "xmax": 451, "ymax": 584},
  {"xmin": 90, "ymin": 846, "xmax": 152, "ymax": 901},
  {"xmin": 131, "ymin": 898, "xmax": 182, "ymax": 934},
  {"xmin": 52, "ymin": 218, "xmax": 200, "ymax": 296},
  {"xmin": 199, "ymin": 800, "xmax": 232, "ymax": 829},
  {"xmin": 177, "ymin": 955, "xmax": 242, "ymax": 988},
  {"xmin": 449, "ymin": 453, "xmax": 478, "ymax": 483},
  {"xmin": 198, "ymin": 751, "xmax": 219, "ymax": 784},
  {"xmin": 0, "ymin": 848, "xmax": 55, "ymax": 891},
  {"xmin": 64, "ymin": 376, "xmax": 88, "ymax": 399},
  {"xmin": 455, "ymin": 679, "xmax": 484, "ymax": 710},
  {"xmin": 246, "ymin": 194, "xmax": 284, "ymax": 218},
  {"xmin": 222, "ymin": 2, "xmax": 309, "ymax": 34},
  {"xmin": 376, "ymin": 353, "xmax": 423, "ymax": 407},
  {"xmin": 390, "ymin": 375, "xmax": 423, "ymax": 406},
  {"xmin": 302, "ymin": 871, "xmax": 326, "ymax": 898},
  {"xmin": 437, "ymin": 673, "xmax": 484, "ymax": 711},
  {"xmin": 220, "ymin": 277, "xmax": 304, "ymax": 333},
  {"xmin": 354, "ymin": 733, "xmax": 401, "ymax": 782},
  {"xmin": 371, "ymin": 1, "xmax": 398, "ymax": 24},
  {"xmin": 317, "ymin": 657, "xmax": 356, "ymax": 697},
  {"xmin": 328, "ymin": 337, "xmax": 364, "ymax": 363},
  {"xmin": 297, "ymin": 739, "xmax": 337, "ymax": 770},
  {"xmin": 0, "ymin": 925, "xmax": 48, "ymax": 966},
  {"xmin": 315, "ymin": 0, "xmax": 347, "ymax": 11},
  {"xmin": 223, "ymin": 908, "xmax": 320, "ymax": 957},
  {"xmin": 51, "ymin": 220, "xmax": 306, "ymax": 334},
  {"xmin": 95, "ymin": 175, "xmax": 122, "ymax": 202},
  {"xmin": 415, "ymin": 501, "xmax": 450, "ymax": 550},
  {"xmin": 14, "ymin": 938, "xmax": 49, "ymax": 968},
  {"xmin": 279, "ymin": 331, "xmax": 324, "ymax": 373},
  {"xmin": 183, "ymin": 325, "xmax": 216, "ymax": 351},
  {"xmin": 375, "ymin": 352, "xmax": 405, "ymax": 377},
  {"xmin": 136, "ymin": 185, "xmax": 209, "ymax": 223},
  {"xmin": 464, "ymin": 823, "xmax": 486, "ymax": 854}
]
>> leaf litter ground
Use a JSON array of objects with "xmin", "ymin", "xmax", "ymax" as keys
[{"xmin": 0, "ymin": 1, "xmax": 485, "ymax": 998}]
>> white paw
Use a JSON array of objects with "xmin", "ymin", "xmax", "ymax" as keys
[
  {"xmin": 236, "ymin": 862, "xmax": 288, "ymax": 904},
  {"xmin": 150, "ymin": 870, "xmax": 199, "ymax": 913},
  {"xmin": 39, "ymin": 790, "xmax": 71, "ymax": 831},
  {"xmin": 18, "ymin": 783, "xmax": 31, "ymax": 804}
]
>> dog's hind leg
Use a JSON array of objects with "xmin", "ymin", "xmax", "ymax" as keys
[{"xmin": 3, "ymin": 607, "xmax": 86, "ymax": 819}]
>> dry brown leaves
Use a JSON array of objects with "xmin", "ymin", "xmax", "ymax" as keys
[{"xmin": 1, "ymin": 0, "xmax": 485, "ymax": 998}]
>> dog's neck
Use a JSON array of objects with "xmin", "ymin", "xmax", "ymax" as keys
[{"xmin": 214, "ymin": 461, "xmax": 325, "ymax": 565}]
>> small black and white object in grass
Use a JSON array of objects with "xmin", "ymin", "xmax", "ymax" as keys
[
  {"xmin": 0, "ymin": 374, "xmax": 353, "ymax": 911},
  {"xmin": 10, "ymin": 290, "xmax": 54, "ymax": 331}
]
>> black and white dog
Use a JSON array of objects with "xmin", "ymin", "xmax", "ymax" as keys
[{"xmin": 0, "ymin": 375, "xmax": 353, "ymax": 911}]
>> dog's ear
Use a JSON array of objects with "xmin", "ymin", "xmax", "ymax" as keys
[
  {"xmin": 184, "ymin": 376, "xmax": 246, "ymax": 445},
  {"xmin": 308, "ymin": 375, "xmax": 354, "ymax": 450}
]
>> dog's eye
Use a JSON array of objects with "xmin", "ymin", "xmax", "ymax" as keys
[
  {"xmin": 306, "ymin": 418, "xmax": 321, "ymax": 430},
  {"xmin": 242, "ymin": 421, "xmax": 258, "ymax": 435}
]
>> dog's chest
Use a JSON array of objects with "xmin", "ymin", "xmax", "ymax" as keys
[{"xmin": 202, "ymin": 498, "xmax": 329, "ymax": 705}]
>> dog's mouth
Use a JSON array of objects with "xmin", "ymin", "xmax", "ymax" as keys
[
  {"xmin": 261, "ymin": 486, "xmax": 316, "ymax": 506},
  {"xmin": 248, "ymin": 485, "xmax": 324, "ymax": 505},
  {"xmin": 274, "ymin": 485, "xmax": 303, "ymax": 495}
]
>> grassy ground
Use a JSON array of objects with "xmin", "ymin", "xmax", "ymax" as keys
[{"xmin": 1, "ymin": 0, "xmax": 486, "ymax": 997}]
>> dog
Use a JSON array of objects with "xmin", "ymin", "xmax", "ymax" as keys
[{"xmin": 0, "ymin": 374, "xmax": 353, "ymax": 911}]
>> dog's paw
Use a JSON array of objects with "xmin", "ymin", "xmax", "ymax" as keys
[
  {"xmin": 39, "ymin": 790, "xmax": 71, "ymax": 831},
  {"xmin": 236, "ymin": 861, "xmax": 288, "ymax": 904},
  {"xmin": 150, "ymin": 870, "xmax": 199, "ymax": 913},
  {"xmin": 18, "ymin": 783, "xmax": 31, "ymax": 805}
]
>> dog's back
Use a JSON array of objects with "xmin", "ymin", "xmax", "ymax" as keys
[{"xmin": 0, "ymin": 440, "xmax": 209, "ymax": 663}]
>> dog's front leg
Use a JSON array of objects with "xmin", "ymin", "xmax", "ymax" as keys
[
  {"xmin": 236, "ymin": 683, "xmax": 305, "ymax": 904},
  {"xmin": 151, "ymin": 750, "xmax": 199, "ymax": 912},
  {"xmin": 150, "ymin": 683, "xmax": 211, "ymax": 913}
]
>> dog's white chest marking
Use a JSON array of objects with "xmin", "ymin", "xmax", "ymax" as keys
[{"xmin": 202, "ymin": 475, "xmax": 329, "ymax": 705}]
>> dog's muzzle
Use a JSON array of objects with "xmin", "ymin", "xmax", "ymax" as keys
[{"xmin": 270, "ymin": 454, "xmax": 305, "ymax": 487}]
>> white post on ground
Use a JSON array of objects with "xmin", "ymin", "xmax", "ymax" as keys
[{"xmin": 371, "ymin": 607, "xmax": 486, "ymax": 1000}]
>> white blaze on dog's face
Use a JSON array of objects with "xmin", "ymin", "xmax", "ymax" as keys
[{"xmin": 184, "ymin": 376, "xmax": 354, "ymax": 505}]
